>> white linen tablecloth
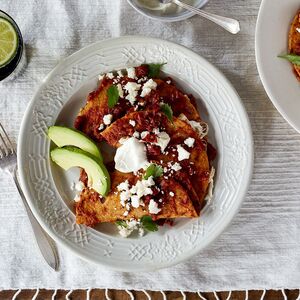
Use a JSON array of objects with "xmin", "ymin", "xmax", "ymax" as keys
[{"xmin": 1, "ymin": 0, "xmax": 300, "ymax": 292}]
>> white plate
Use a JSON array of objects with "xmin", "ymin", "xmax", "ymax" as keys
[
  {"xmin": 256, "ymin": 0, "xmax": 300, "ymax": 132},
  {"xmin": 18, "ymin": 36, "xmax": 253, "ymax": 271}
]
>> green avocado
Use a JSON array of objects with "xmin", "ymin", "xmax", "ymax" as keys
[
  {"xmin": 51, "ymin": 146, "xmax": 110, "ymax": 196},
  {"xmin": 48, "ymin": 126, "xmax": 102, "ymax": 161}
]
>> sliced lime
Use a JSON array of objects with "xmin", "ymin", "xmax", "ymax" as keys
[{"xmin": 0, "ymin": 17, "xmax": 18, "ymax": 67}]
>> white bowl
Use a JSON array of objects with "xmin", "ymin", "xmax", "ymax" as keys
[
  {"xmin": 255, "ymin": 0, "xmax": 300, "ymax": 132},
  {"xmin": 127, "ymin": 0, "xmax": 209, "ymax": 22}
]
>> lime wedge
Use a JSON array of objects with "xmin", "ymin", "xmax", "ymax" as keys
[{"xmin": 0, "ymin": 17, "xmax": 18, "ymax": 67}]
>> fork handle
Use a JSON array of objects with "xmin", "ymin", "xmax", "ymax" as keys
[
  {"xmin": 12, "ymin": 169, "xmax": 60, "ymax": 271},
  {"xmin": 173, "ymin": 0, "xmax": 240, "ymax": 34}
]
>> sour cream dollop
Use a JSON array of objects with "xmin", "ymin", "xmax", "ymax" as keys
[{"xmin": 114, "ymin": 137, "xmax": 148, "ymax": 173}]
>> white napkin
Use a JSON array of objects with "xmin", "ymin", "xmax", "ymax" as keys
[{"xmin": 1, "ymin": 0, "xmax": 300, "ymax": 292}]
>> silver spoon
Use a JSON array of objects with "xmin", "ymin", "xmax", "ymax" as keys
[{"xmin": 159, "ymin": 0, "xmax": 240, "ymax": 34}]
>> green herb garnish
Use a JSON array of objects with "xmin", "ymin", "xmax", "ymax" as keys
[
  {"xmin": 107, "ymin": 85, "xmax": 119, "ymax": 108},
  {"xmin": 141, "ymin": 216, "xmax": 158, "ymax": 232},
  {"xmin": 278, "ymin": 54, "xmax": 300, "ymax": 66},
  {"xmin": 160, "ymin": 103, "xmax": 173, "ymax": 122},
  {"xmin": 144, "ymin": 163, "xmax": 163, "ymax": 180},
  {"xmin": 116, "ymin": 220, "xmax": 127, "ymax": 228},
  {"xmin": 148, "ymin": 63, "xmax": 167, "ymax": 78}
]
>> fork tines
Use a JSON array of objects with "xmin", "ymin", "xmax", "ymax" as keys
[{"xmin": 0, "ymin": 123, "xmax": 15, "ymax": 158}]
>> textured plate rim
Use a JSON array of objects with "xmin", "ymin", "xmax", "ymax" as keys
[{"xmin": 17, "ymin": 36, "xmax": 253, "ymax": 271}]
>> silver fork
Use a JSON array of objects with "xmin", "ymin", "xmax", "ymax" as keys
[{"xmin": 0, "ymin": 123, "xmax": 59, "ymax": 271}]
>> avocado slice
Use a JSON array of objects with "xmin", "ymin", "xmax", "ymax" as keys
[
  {"xmin": 48, "ymin": 126, "xmax": 102, "ymax": 161},
  {"xmin": 51, "ymin": 146, "xmax": 110, "ymax": 196}
]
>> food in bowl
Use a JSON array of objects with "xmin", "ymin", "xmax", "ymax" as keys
[
  {"xmin": 49, "ymin": 63, "xmax": 216, "ymax": 237},
  {"xmin": 279, "ymin": 9, "xmax": 300, "ymax": 81}
]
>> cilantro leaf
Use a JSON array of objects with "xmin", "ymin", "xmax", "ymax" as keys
[
  {"xmin": 107, "ymin": 85, "xmax": 119, "ymax": 108},
  {"xmin": 116, "ymin": 220, "xmax": 127, "ymax": 228},
  {"xmin": 148, "ymin": 63, "xmax": 167, "ymax": 78},
  {"xmin": 144, "ymin": 163, "xmax": 163, "ymax": 180},
  {"xmin": 160, "ymin": 103, "xmax": 173, "ymax": 122},
  {"xmin": 141, "ymin": 216, "xmax": 158, "ymax": 232},
  {"xmin": 278, "ymin": 54, "xmax": 300, "ymax": 66}
]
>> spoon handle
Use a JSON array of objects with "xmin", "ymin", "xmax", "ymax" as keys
[{"xmin": 173, "ymin": 0, "xmax": 240, "ymax": 34}]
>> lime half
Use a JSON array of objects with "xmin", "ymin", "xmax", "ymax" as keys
[{"xmin": 0, "ymin": 17, "xmax": 18, "ymax": 67}]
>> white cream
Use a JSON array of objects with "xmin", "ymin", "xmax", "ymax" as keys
[{"xmin": 114, "ymin": 137, "xmax": 148, "ymax": 173}]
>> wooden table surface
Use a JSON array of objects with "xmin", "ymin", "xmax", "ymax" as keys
[{"xmin": 0, "ymin": 289, "xmax": 299, "ymax": 299}]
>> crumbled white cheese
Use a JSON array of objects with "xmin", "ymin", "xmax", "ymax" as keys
[
  {"xmin": 184, "ymin": 137, "xmax": 195, "ymax": 148},
  {"xmin": 117, "ymin": 176, "xmax": 155, "ymax": 210},
  {"xmin": 75, "ymin": 181, "xmax": 85, "ymax": 192},
  {"xmin": 124, "ymin": 82, "xmax": 141, "ymax": 105},
  {"xmin": 179, "ymin": 114, "xmax": 209, "ymax": 139},
  {"xmin": 176, "ymin": 145, "xmax": 190, "ymax": 161},
  {"xmin": 130, "ymin": 177, "xmax": 154, "ymax": 198},
  {"xmin": 205, "ymin": 167, "xmax": 215, "ymax": 202},
  {"xmin": 117, "ymin": 219, "xmax": 145, "ymax": 238},
  {"xmin": 98, "ymin": 124, "xmax": 104, "ymax": 131},
  {"xmin": 131, "ymin": 195, "xmax": 140, "ymax": 208},
  {"xmin": 133, "ymin": 131, "xmax": 140, "ymax": 139},
  {"xmin": 169, "ymin": 192, "xmax": 175, "ymax": 197},
  {"xmin": 117, "ymin": 70, "xmax": 124, "ymax": 77},
  {"xmin": 116, "ymin": 83, "xmax": 124, "ymax": 98},
  {"xmin": 138, "ymin": 227, "xmax": 145, "ymax": 237},
  {"xmin": 98, "ymin": 74, "xmax": 105, "ymax": 81},
  {"xmin": 153, "ymin": 128, "xmax": 160, "ymax": 135},
  {"xmin": 117, "ymin": 180, "xmax": 130, "ymax": 192},
  {"xmin": 166, "ymin": 80, "xmax": 171, "ymax": 84},
  {"xmin": 141, "ymin": 131, "xmax": 149, "ymax": 139},
  {"xmin": 140, "ymin": 79, "xmax": 157, "ymax": 97},
  {"xmin": 148, "ymin": 199, "xmax": 161, "ymax": 214},
  {"xmin": 297, "ymin": 28, "xmax": 300, "ymax": 33},
  {"xmin": 103, "ymin": 114, "xmax": 113, "ymax": 125},
  {"xmin": 126, "ymin": 67, "xmax": 136, "ymax": 79},
  {"xmin": 129, "ymin": 120, "xmax": 136, "ymax": 127},
  {"xmin": 114, "ymin": 137, "xmax": 148, "ymax": 173},
  {"xmin": 155, "ymin": 131, "xmax": 170, "ymax": 152},
  {"xmin": 74, "ymin": 194, "xmax": 81, "ymax": 202},
  {"xmin": 73, "ymin": 181, "xmax": 85, "ymax": 202},
  {"xmin": 106, "ymin": 72, "xmax": 114, "ymax": 79},
  {"xmin": 170, "ymin": 162, "xmax": 182, "ymax": 171}
]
